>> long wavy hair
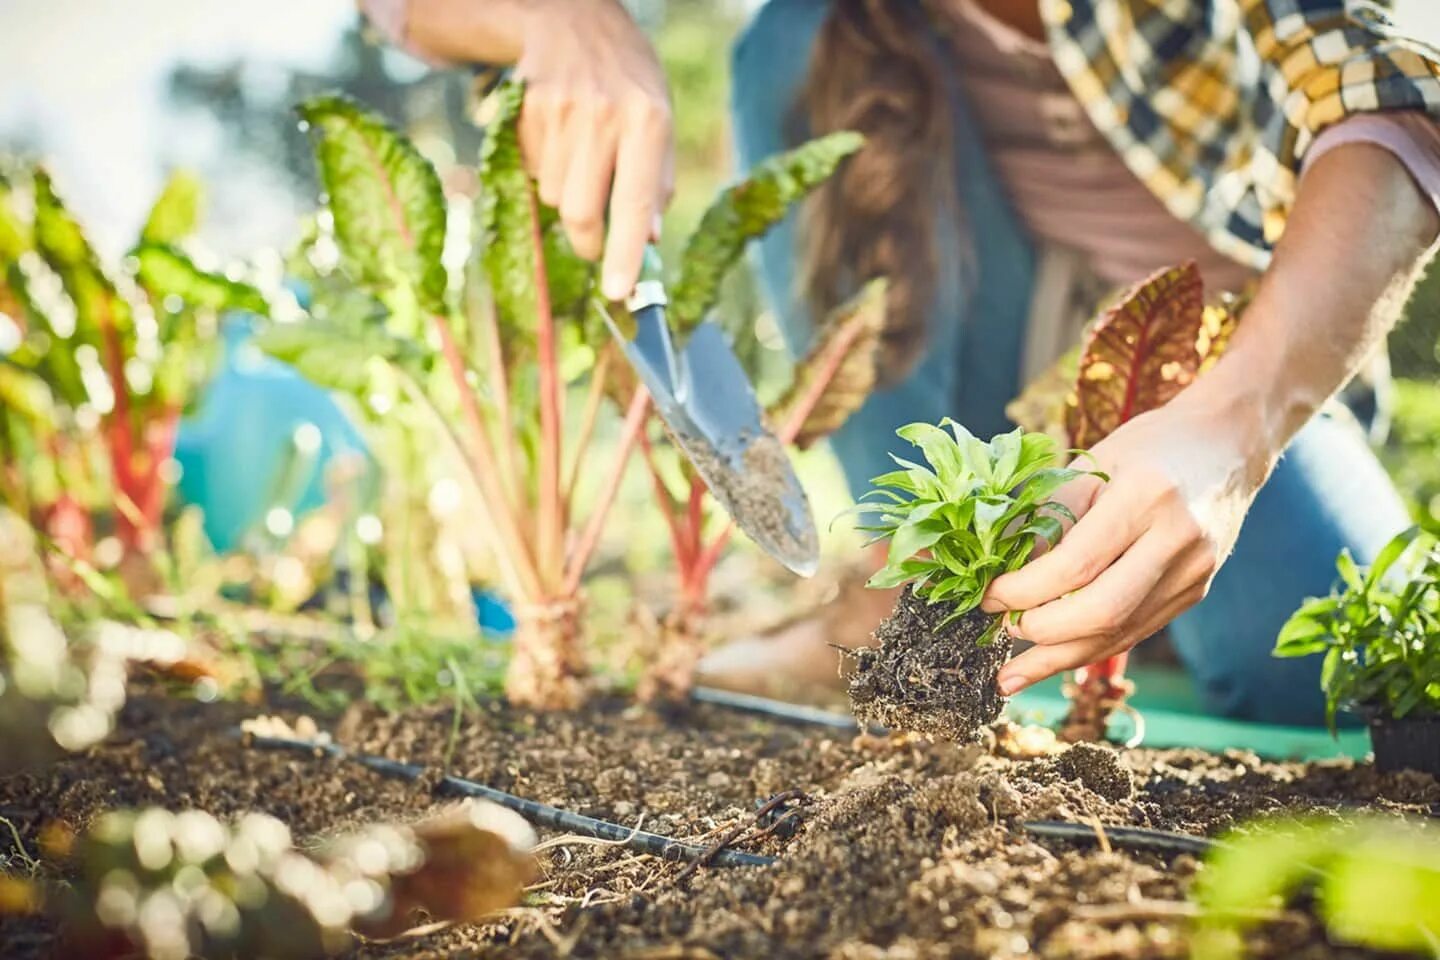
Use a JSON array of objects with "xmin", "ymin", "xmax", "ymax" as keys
[{"xmin": 795, "ymin": 0, "xmax": 955, "ymax": 385}]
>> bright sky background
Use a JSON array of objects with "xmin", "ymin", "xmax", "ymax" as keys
[{"xmin": 1, "ymin": 0, "xmax": 1437, "ymax": 258}]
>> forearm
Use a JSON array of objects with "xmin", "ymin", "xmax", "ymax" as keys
[
  {"xmin": 376, "ymin": 0, "xmax": 531, "ymax": 63},
  {"xmin": 1178, "ymin": 144, "xmax": 1439, "ymax": 480}
]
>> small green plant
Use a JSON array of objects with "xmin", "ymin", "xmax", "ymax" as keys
[
  {"xmin": 1273, "ymin": 525, "xmax": 1440, "ymax": 729},
  {"xmin": 857, "ymin": 421, "xmax": 1102, "ymax": 640},
  {"xmin": 1193, "ymin": 814, "xmax": 1440, "ymax": 960}
]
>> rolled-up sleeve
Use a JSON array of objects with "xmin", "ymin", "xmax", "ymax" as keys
[
  {"xmin": 1304, "ymin": 110, "xmax": 1440, "ymax": 215},
  {"xmin": 1240, "ymin": 0, "xmax": 1440, "ymax": 240}
]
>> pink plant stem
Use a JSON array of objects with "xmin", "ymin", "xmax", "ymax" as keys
[
  {"xmin": 684, "ymin": 475, "xmax": 705, "ymax": 562},
  {"xmin": 640, "ymin": 431, "xmax": 694, "ymax": 573},
  {"xmin": 480, "ymin": 291, "xmax": 521, "ymax": 510},
  {"xmin": 562, "ymin": 387, "xmax": 650, "ymax": 595},
  {"xmin": 433, "ymin": 315, "xmax": 543, "ymax": 601},
  {"xmin": 528, "ymin": 190, "xmax": 564, "ymax": 591},
  {"xmin": 564, "ymin": 344, "xmax": 614, "ymax": 514}
]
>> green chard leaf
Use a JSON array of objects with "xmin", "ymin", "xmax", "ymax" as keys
[
  {"xmin": 32, "ymin": 169, "xmax": 131, "ymax": 347},
  {"xmin": 475, "ymin": 81, "xmax": 592, "ymax": 355},
  {"xmin": 670, "ymin": 130, "xmax": 864, "ymax": 335},
  {"xmin": 140, "ymin": 170, "xmax": 204, "ymax": 245},
  {"xmin": 298, "ymin": 94, "xmax": 449, "ymax": 317},
  {"xmin": 131, "ymin": 244, "xmax": 267, "ymax": 315},
  {"xmin": 256, "ymin": 319, "xmax": 428, "ymax": 397}
]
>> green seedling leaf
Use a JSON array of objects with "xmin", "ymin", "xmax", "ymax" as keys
[
  {"xmin": 858, "ymin": 420, "xmax": 1104, "ymax": 621},
  {"xmin": 32, "ymin": 169, "xmax": 131, "ymax": 348},
  {"xmin": 0, "ymin": 173, "xmax": 31, "ymax": 263},
  {"xmin": 298, "ymin": 94, "xmax": 449, "ymax": 316},
  {"xmin": 140, "ymin": 170, "xmax": 204, "ymax": 246},
  {"xmin": 670, "ymin": 130, "xmax": 863, "ymax": 336}
]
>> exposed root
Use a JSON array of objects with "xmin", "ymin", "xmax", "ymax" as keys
[
  {"xmin": 505, "ymin": 600, "xmax": 587, "ymax": 710},
  {"xmin": 635, "ymin": 606, "xmax": 706, "ymax": 704}
]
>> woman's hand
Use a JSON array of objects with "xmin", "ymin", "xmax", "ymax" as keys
[
  {"xmin": 405, "ymin": 0, "xmax": 674, "ymax": 300},
  {"xmin": 982, "ymin": 396, "xmax": 1269, "ymax": 695},
  {"xmin": 514, "ymin": 0, "xmax": 673, "ymax": 300}
]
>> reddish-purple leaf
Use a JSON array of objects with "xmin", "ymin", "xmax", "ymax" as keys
[{"xmin": 1066, "ymin": 261, "xmax": 1208, "ymax": 449}]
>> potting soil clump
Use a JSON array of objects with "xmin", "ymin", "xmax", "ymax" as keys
[{"xmin": 847, "ymin": 586, "xmax": 1012, "ymax": 742}]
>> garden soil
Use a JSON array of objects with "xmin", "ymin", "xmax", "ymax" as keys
[{"xmin": 2, "ymin": 692, "xmax": 1437, "ymax": 959}]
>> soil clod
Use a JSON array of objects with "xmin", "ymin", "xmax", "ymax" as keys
[
  {"xmin": 846, "ymin": 588, "xmax": 1011, "ymax": 742},
  {"xmin": 1056, "ymin": 742, "xmax": 1136, "ymax": 802}
]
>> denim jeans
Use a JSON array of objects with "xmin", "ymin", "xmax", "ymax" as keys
[{"xmin": 730, "ymin": 0, "xmax": 1412, "ymax": 726}]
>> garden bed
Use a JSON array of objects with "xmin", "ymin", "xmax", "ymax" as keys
[{"xmin": 2, "ymin": 692, "xmax": 1436, "ymax": 959}]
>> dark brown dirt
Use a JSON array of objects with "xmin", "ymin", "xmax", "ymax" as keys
[
  {"xmin": 2, "ymin": 691, "xmax": 1438, "ymax": 959},
  {"xmin": 847, "ymin": 587, "xmax": 1012, "ymax": 742}
]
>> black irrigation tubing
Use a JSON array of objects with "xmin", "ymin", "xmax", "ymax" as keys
[
  {"xmin": 689, "ymin": 686, "xmax": 863, "ymax": 731},
  {"xmin": 1021, "ymin": 820, "xmax": 1215, "ymax": 856},
  {"xmin": 243, "ymin": 732, "xmax": 776, "ymax": 869}
]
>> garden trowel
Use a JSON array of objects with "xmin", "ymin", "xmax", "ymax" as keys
[{"xmin": 604, "ymin": 247, "xmax": 819, "ymax": 577}]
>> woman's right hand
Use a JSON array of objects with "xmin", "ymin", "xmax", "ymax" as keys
[
  {"xmin": 511, "ymin": 0, "xmax": 674, "ymax": 301},
  {"xmin": 404, "ymin": 0, "xmax": 674, "ymax": 299}
]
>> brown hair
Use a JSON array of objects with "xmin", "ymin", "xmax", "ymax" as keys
[{"xmin": 796, "ymin": 0, "xmax": 955, "ymax": 385}]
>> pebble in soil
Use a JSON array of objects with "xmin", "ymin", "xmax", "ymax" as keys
[{"xmin": 847, "ymin": 587, "xmax": 1012, "ymax": 742}]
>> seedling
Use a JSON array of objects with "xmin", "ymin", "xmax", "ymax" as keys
[
  {"xmin": 1274, "ymin": 525, "xmax": 1440, "ymax": 734},
  {"xmin": 846, "ymin": 422, "xmax": 1101, "ymax": 741}
]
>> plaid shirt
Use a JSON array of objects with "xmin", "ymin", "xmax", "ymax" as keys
[{"xmin": 1041, "ymin": 0, "xmax": 1440, "ymax": 268}]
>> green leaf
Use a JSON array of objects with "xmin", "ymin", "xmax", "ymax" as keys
[
  {"xmin": 256, "ymin": 319, "xmax": 428, "ymax": 396},
  {"xmin": 475, "ymin": 81, "xmax": 592, "ymax": 358},
  {"xmin": 140, "ymin": 171, "xmax": 204, "ymax": 245},
  {"xmin": 898, "ymin": 421, "xmax": 965, "ymax": 485},
  {"xmin": 1365, "ymin": 526, "xmax": 1419, "ymax": 594},
  {"xmin": 669, "ymin": 130, "xmax": 863, "ymax": 335},
  {"xmin": 1273, "ymin": 615, "xmax": 1332, "ymax": 658},
  {"xmin": 1335, "ymin": 549, "xmax": 1363, "ymax": 593},
  {"xmin": 132, "ymin": 244, "xmax": 267, "ymax": 315},
  {"xmin": 0, "ymin": 174, "xmax": 31, "ymax": 263},
  {"xmin": 32, "ymin": 169, "xmax": 129, "ymax": 348},
  {"xmin": 298, "ymin": 94, "xmax": 448, "ymax": 316},
  {"xmin": 887, "ymin": 516, "xmax": 945, "ymax": 567}
]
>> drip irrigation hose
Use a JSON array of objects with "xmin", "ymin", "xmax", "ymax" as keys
[
  {"xmin": 1021, "ymin": 820, "xmax": 1215, "ymax": 856},
  {"xmin": 243, "ymin": 732, "xmax": 776, "ymax": 869},
  {"xmin": 689, "ymin": 686, "xmax": 862, "ymax": 731}
]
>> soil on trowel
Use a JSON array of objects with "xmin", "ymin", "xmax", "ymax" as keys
[
  {"xmin": 847, "ymin": 586, "xmax": 1012, "ymax": 742},
  {"xmin": 3, "ymin": 690, "xmax": 1439, "ymax": 960}
]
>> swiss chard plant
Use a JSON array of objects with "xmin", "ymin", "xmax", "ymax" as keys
[
  {"xmin": 261, "ymin": 85, "xmax": 863, "ymax": 709},
  {"xmin": 1008, "ymin": 260, "xmax": 1242, "ymax": 739},
  {"xmin": 0, "ymin": 165, "xmax": 262, "ymax": 589},
  {"xmin": 1273, "ymin": 525, "xmax": 1440, "ymax": 730},
  {"xmin": 857, "ymin": 421, "xmax": 1102, "ymax": 643}
]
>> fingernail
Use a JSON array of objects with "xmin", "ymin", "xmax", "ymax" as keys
[
  {"xmin": 980, "ymin": 596, "xmax": 1004, "ymax": 614},
  {"xmin": 650, "ymin": 212, "xmax": 663, "ymax": 240},
  {"xmin": 998, "ymin": 674, "xmax": 1029, "ymax": 696},
  {"xmin": 602, "ymin": 271, "xmax": 630, "ymax": 302}
]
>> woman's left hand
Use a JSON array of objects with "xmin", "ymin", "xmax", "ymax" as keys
[{"xmin": 981, "ymin": 396, "xmax": 1270, "ymax": 695}]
